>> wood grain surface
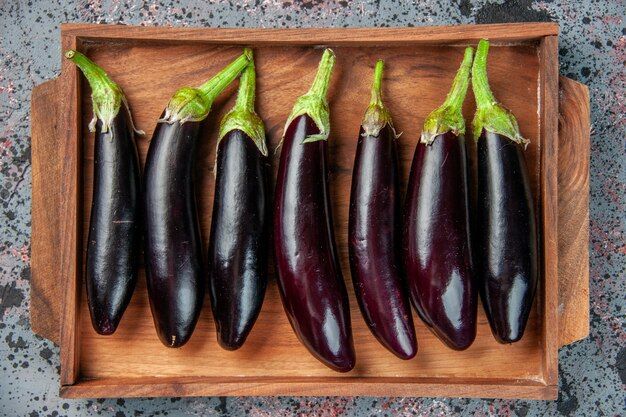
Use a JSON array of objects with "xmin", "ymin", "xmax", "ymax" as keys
[
  {"xmin": 557, "ymin": 77, "xmax": 590, "ymax": 347},
  {"xmin": 31, "ymin": 77, "xmax": 65, "ymax": 344},
  {"xmin": 59, "ymin": 376, "xmax": 556, "ymax": 399},
  {"xmin": 60, "ymin": 22, "xmax": 558, "ymax": 45},
  {"xmin": 537, "ymin": 35, "xmax": 560, "ymax": 386},
  {"xmin": 28, "ymin": 24, "xmax": 587, "ymax": 399}
]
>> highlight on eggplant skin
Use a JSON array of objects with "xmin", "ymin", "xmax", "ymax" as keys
[
  {"xmin": 471, "ymin": 39, "xmax": 538, "ymax": 344},
  {"xmin": 143, "ymin": 50, "xmax": 252, "ymax": 348},
  {"xmin": 65, "ymin": 50, "xmax": 142, "ymax": 336},
  {"xmin": 273, "ymin": 49, "xmax": 356, "ymax": 372},
  {"xmin": 403, "ymin": 47, "xmax": 477, "ymax": 350},
  {"xmin": 207, "ymin": 58, "xmax": 269, "ymax": 351},
  {"xmin": 348, "ymin": 60, "xmax": 417, "ymax": 360}
]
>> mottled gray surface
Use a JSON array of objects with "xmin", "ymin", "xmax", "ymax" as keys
[{"xmin": 0, "ymin": 0, "xmax": 624, "ymax": 416}]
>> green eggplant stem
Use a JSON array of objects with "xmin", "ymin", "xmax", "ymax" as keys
[
  {"xmin": 65, "ymin": 50, "xmax": 125, "ymax": 134},
  {"xmin": 283, "ymin": 48, "xmax": 336, "ymax": 144},
  {"xmin": 198, "ymin": 48, "xmax": 253, "ymax": 105},
  {"xmin": 471, "ymin": 39, "xmax": 528, "ymax": 146},
  {"xmin": 420, "ymin": 46, "xmax": 474, "ymax": 145},
  {"xmin": 369, "ymin": 59, "xmax": 384, "ymax": 108},
  {"xmin": 362, "ymin": 59, "xmax": 395, "ymax": 138},
  {"xmin": 471, "ymin": 40, "xmax": 497, "ymax": 109},
  {"xmin": 218, "ymin": 56, "xmax": 267, "ymax": 156},
  {"xmin": 160, "ymin": 48, "xmax": 252, "ymax": 124}
]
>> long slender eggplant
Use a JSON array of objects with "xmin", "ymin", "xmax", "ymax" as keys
[
  {"xmin": 273, "ymin": 49, "xmax": 355, "ymax": 372},
  {"xmin": 144, "ymin": 50, "xmax": 251, "ymax": 348},
  {"xmin": 207, "ymin": 58, "xmax": 269, "ymax": 350},
  {"xmin": 66, "ymin": 50, "xmax": 142, "ymax": 335},
  {"xmin": 403, "ymin": 47, "xmax": 477, "ymax": 350},
  {"xmin": 472, "ymin": 39, "xmax": 537, "ymax": 344},
  {"xmin": 348, "ymin": 60, "xmax": 417, "ymax": 359}
]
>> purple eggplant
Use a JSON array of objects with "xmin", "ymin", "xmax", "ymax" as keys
[
  {"xmin": 348, "ymin": 60, "xmax": 417, "ymax": 359},
  {"xmin": 273, "ymin": 49, "xmax": 355, "ymax": 372},
  {"xmin": 207, "ymin": 58, "xmax": 269, "ymax": 350},
  {"xmin": 472, "ymin": 39, "xmax": 537, "ymax": 343},
  {"xmin": 66, "ymin": 50, "xmax": 142, "ymax": 335},
  {"xmin": 404, "ymin": 47, "xmax": 477, "ymax": 350},
  {"xmin": 144, "ymin": 50, "xmax": 251, "ymax": 348}
]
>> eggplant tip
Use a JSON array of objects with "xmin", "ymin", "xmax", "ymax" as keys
[
  {"xmin": 379, "ymin": 332, "xmax": 418, "ymax": 360},
  {"xmin": 493, "ymin": 331, "xmax": 525, "ymax": 345},
  {"xmin": 391, "ymin": 347, "xmax": 418, "ymax": 360},
  {"xmin": 93, "ymin": 318, "xmax": 119, "ymax": 336},
  {"xmin": 429, "ymin": 326, "xmax": 476, "ymax": 351},
  {"xmin": 321, "ymin": 353, "xmax": 356, "ymax": 373},
  {"xmin": 217, "ymin": 331, "xmax": 249, "ymax": 351},
  {"xmin": 156, "ymin": 332, "xmax": 191, "ymax": 349}
]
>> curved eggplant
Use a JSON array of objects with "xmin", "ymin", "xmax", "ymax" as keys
[
  {"xmin": 274, "ymin": 49, "xmax": 355, "ymax": 372},
  {"xmin": 66, "ymin": 50, "xmax": 142, "ymax": 335},
  {"xmin": 404, "ymin": 47, "xmax": 477, "ymax": 350},
  {"xmin": 348, "ymin": 60, "xmax": 417, "ymax": 359},
  {"xmin": 472, "ymin": 39, "xmax": 537, "ymax": 343},
  {"xmin": 208, "ymin": 60, "xmax": 269, "ymax": 350},
  {"xmin": 144, "ymin": 50, "xmax": 251, "ymax": 348}
]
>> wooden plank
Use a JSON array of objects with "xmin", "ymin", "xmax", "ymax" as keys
[
  {"xmin": 61, "ymin": 377, "xmax": 556, "ymax": 400},
  {"xmin": 557, "ymin": 77, "xmax": 590, "ymax": 347},
  {"xmin": 58, "ymin": 33, "xmax": 82, "ymax": 387},
  {"xmin": 61, "ymin": 22, "xmax": 558, "ymax": 45},
  {"xmin": 538, "ymin": 36, "xmax": 560, "ymax": 386},
  {"xmin": 30, "ymin": 77, "xmax": 64, "ymax": 345}
]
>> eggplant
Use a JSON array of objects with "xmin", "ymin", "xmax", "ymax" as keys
[
  {"xmin": 66, "ymin": 50, "xmax": 142, "ymax": 335},
  {"xmin": 348, "ymin": 60, "xmax": 417, "ymax": 359},
  {"xmin": 207, "ymin": 58, "xmax": 269, "ymax": 350},
  {"xmin": 403, "ymin": 47, "xmax": 477, "ymax": 350},
  {"xmin": 144, "ymin": 50, "xmax": 252, "ymax": 348},
  {"xmin": 273, "ymin": 49, "xmax": 355, "ymax": 372},
  {"xmin": 471, "ymin": 39, "xmax": 537, "ymax": 343}
]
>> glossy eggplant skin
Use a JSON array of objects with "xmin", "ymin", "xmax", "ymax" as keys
[
  {"xmin": 274, "ymin": 114, "xmax": 355, "ymax": 372},
  {"xmin": 476, "ymin": 130, "xmax": 537, "ymax": 343},
  {"xmin": 348, "ymin": 124, "xmax": 417, "ymax": 359},
  {"xmin": 207, "ymin": 129, "xmax": 269, "ymax": 350},
  {"xmin": 144, "ymin": 119, "xmax": 204, "ymax": 348},
  {"xmin": 403, "ymin": 131, "xmax": 476, "ymax": 350},
  {"xmin": 86, "ymin": 109, "xmax": 140, "ymax": 335}
]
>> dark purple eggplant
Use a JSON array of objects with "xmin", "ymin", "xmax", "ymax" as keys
[
  {"xmin": 273, "ymin": 49, "xmax": 355, "ymax": 372},
  {"xmin": 207, "ymin": 58, "xmax": 269, "ymax": 350},
  {"xmin": 403, "ymin": 47, "xmax": 477, "ymax": 350},
  {"xmin": 144, "ymin": 50, "xmax": 251, "ymax": 348},
  {"xmin": 348, "ymin": 60, "xmax": 417, "ymax": 359},
  {"xmin": 66, "ymin": 50, "xmax": 142, "ymax": 335},
  {"xmin": 472, "ymin": 39, "xmax": 537, "ymax": 344}
]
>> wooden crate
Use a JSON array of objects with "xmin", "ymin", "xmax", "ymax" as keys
[{"xmin": 30, "ymin": 23, "xmax": 590, "ymax": 399}]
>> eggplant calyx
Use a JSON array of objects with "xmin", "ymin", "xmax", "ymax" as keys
[
  {"xmin": 362, "ymin": 59, "xmax": 399, "ymax": 138},
  {"xmin": 421, "ymin": 46, "xmax": 473, "ymax": 145},
  {"xmin": 471, "ymin": 39, "xmax": 529, "ymax": 147},
  {"xmin": 159, "ymin": 49, "xmax": 252, "ymax": 125},
  {"xmin": 65, "ymin": 50, "xmax": 143, "ymax": 137},
  {"xmin": 218, "ymin": 60, "xmax": 267, "ymax": 156},
  {"xmin": 283, "ymin": 48, "xmax": 335, "ymax": 144}
]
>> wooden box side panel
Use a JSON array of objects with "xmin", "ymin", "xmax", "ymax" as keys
[
  {"xmin": 557, "ymin": 77, "xmax": 590, "ymax": 347},
  {"xmin": 538, "ymin": 35, "xmax": 560, "ymax": 385},
  {"xmin": 61, "ymin": 376, "xmax": 557, "ymax": 399},
  {"xmin": 61, "ymin": 22, "xmax": 558, "ymax": 45},
  {"xmin": 57, "ymin": 33, "xmax": 83, "ymax": 387},
  {"xmin": 75, "ymin": 41, "xmax": 545, "ymax": 383}
]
